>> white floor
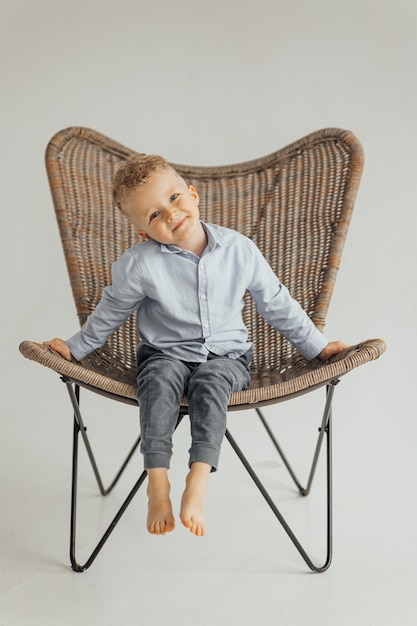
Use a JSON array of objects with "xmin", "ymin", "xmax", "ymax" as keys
[{"xmin": 1, "ymin": 359, "xmax": 416, "ymax": 626}]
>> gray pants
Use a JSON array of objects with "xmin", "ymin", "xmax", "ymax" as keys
[{"xmin": 136, "ymin": 344, "xmax": 252, "ymax": 471}]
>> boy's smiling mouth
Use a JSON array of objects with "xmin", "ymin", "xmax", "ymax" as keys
[{"xmin": 172, "ymin": 216, "xmax": 187, "ymax": 232}]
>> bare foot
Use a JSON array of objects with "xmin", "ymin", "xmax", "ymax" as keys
[
  {"xmin": 180, "ymin": 462, "xmax": 211, "ymax": 536},
  {"xmin": 146, "ymin": 468, "xmax": 175, "ymax": 535}
]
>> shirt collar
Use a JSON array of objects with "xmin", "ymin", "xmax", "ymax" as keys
[{"xmin": 160, "ymin": 222, "xmax": 228, "ymax": 255}]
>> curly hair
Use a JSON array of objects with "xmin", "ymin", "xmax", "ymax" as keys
[{"xmin": 112, "ymin": 154, "xmax": 174, "ymax": 212}]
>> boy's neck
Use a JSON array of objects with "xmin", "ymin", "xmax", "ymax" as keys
[
  {"xmin": 187, "ymin": 236, "xmax": 208, "ymax": 258},
  {"xmin": 178, "ymin": 224, "xmax": 208, "ymax": 258}
]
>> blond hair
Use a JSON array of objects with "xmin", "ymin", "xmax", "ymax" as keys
[{"xmin": 112, "ymin": 154, "xmax": 174, "ymax": 212}]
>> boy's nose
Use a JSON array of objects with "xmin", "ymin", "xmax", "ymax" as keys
[{"xmin": 167, "ymin": 209, "xmax": 177, "ymax": 222}]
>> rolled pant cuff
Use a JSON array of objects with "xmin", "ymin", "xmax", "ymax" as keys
[
  {"xmin": 143, "ymin": 451, "xmax": 171, "ymax": 470},
  {"xmin": 189, "ymin": 445, "xmax": 220, "ymax": 472}
]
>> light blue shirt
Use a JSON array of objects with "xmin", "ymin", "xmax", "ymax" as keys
[{"xmin": 67, "ymin": 223, "xmax": 328, "ymax": 363}]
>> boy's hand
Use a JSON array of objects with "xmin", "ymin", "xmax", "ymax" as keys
[
  {"xmin": 318, "ymin": 340, "xmax": 348, "ymax": 360},
  {"xmin": 42, "ymin": 338, "xmax": 72, "ymax": 361}
]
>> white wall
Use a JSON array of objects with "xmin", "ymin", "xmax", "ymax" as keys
[{"xmin": 1, "ymin": 0, "xmax": 415, "ymax": 555}]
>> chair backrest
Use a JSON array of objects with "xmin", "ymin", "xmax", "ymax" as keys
[{"xmin": 46, "ymin": 127, "xmax": 363, "ymax": 377}]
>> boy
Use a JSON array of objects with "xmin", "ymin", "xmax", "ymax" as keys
[{"xmin": 44, "ymin": 155, "xmax": 346, "ymax": 537}]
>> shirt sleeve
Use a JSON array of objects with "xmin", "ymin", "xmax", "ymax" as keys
[
  {"xmin": 245, "ymin": 239, "xmax": 328, "ymax": 360},
  {"xmin": 67, "ymin": 248, "xmax": 144, "ymax": 361}
]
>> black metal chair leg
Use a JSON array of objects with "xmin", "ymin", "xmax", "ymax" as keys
[
  {"xmin": 65, "ymin": 379, "xmax": 186, "ymax": 572},
  {"xmin": 256, "ymin": 381, "xmax": 338, "ymax": 496},
  {"xmin": 225, "ymin": 381, "xmax": 337, "ymax": 573},
  {"xmin": 64, "ymin": 380, "xmax": 141, "ymax": 496},
  {"xmin": 70, "ymin": 411, "xmax": 148, "ymax": 572},
  {"xmin": 65, "ymin": 380, "xmax": 147, "ymax": 571}
]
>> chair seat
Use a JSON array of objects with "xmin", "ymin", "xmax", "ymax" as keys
[{"xmin": 19, "ymin": 338, "xmax": 385, "ymax": 409}]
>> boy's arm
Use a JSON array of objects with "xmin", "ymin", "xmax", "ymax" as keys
[
  {"xmin": 245, "ymin": 239, "xmax": 347, "ymax": 360},
  {"xmin": 43, "ymin": 247, "xmax": 144, "ymax": 362}
]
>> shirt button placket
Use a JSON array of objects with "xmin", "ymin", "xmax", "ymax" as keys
[{"xmin": 199, "ymin": 261, "xmax": 210, "ymax": 336}]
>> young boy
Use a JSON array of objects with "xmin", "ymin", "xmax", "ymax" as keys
[{"xmin": 44, "ymin": 155, "xmax": 346, "ymax": 538}]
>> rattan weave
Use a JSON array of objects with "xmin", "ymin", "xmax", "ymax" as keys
[{"xmin": 19, "ymin": 127, "xmax": 385, "ymax": 407}]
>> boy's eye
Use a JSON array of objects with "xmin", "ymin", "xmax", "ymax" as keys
[
  {"xmin": 169, "ymin": 193, "xmax": 179, "ymax": 203},
  {"xmin": 149, "ymin": 211, "xmax": 160, "ymax": 222}
]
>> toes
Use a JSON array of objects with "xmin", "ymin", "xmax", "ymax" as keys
[
  {"xmin": 148, "ymin": 517, "xmax": 175, "ymax": 535},
  {"xmin": 148, "ymin": 522, "xmax": 161, "ymax": 535},
  {"xmin": 181, "ymin": 515, "xmax": 205, "ymax": 536},
  {"xmin": 148, "ymin": 519, "xmax": 165, "ymax": 535},
  {"xmin": 181, "ymin": 517, "xmax": 193, "ymax": 530},
  {"xmin": 194, "ymin": 521, "xmax": 205, "ymax": 537},
  {"xmin": 165, "ymin": 521, "xmax": 175, "ymax": 533}
]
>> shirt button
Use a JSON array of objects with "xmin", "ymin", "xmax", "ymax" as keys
[
  {"xmin": 200, "ymin": 294, "xmax": 206, "ymax": 300},
  {"xmin": 200, "ymin": 265, "xmax": 205, "ymax": 270},
  {"xmin": 204, "ymin": 323, "xmax": 209, "ymax": 329}
]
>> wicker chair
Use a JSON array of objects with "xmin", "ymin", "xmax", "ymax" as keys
[{"xmin": 19, "ymin": 127, "xmax": 385, "ymax": 572}]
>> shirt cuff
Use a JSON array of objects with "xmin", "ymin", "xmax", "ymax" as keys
[
  {"xmin": 297, "ymin": 330, "xmax": 329, "ymax": 361},
  {"xmin": 66, "ymin": 333, "xmax": 91, "ymax": 362}
]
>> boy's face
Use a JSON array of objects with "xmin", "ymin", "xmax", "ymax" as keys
[{"xmin": 125, "ymin": 168, "xmax": 204, "ymax": 250}]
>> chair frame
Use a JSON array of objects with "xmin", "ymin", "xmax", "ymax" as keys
[
  {"xmin": 66, "ymin": 374, "xmax": 337, "ymax": 573},
  {"xmin": 19, "ymin": 126, "xmax": 386, "ymax": 573}
]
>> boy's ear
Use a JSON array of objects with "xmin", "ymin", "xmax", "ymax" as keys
[
  {"xmin": 137, "ymin": 229, "xmax": 150, "ymax": 240},
  {"xmin": 188, "ymin": 184, "xmax": 199, "ymax": 205}
]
